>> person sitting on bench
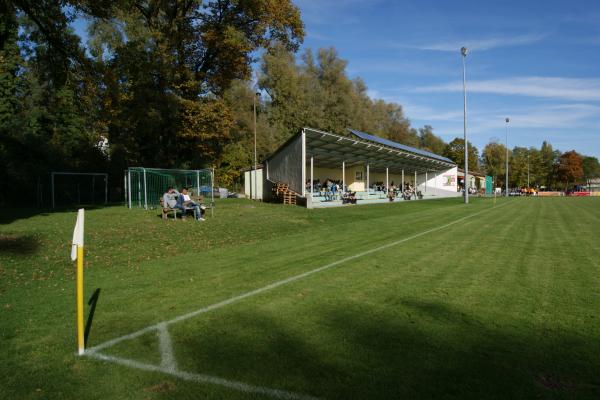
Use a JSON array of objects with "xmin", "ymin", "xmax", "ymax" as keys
[
  {"xmin": 388, "ymin": 190, "xmax": 395, "ymax": 202},
  {"xmin": 342, "ymin": 191, "xmax": 357, "ymax": 204},
  {"xmin": 177, "ymin": 187, "xmax": 206, "ymax": 221},
  {"xmin": 163, "ymin": 187, "xmax": 180, "ymax": 210}
]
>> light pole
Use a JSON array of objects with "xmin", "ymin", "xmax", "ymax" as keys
[
  {"xmin": 253, "ymin": 92, "xmax": 261, "ymax": 200},
  {"xmin": 461, "ymin": 46, "xmax": 469, "ymax": 204},
  {"xmin": 505, "ymin": 117, "xmax": 510, "ymax": 197},
  {"xmin": 527, "ymin": 152, "xmax": 530, "ymax": 188}
]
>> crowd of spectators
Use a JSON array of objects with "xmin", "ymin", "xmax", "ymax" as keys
[{"xmin": 306, "ymin": 179, "xmax": 422, "ymax": 203}]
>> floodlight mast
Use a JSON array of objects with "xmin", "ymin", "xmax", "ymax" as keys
[
  {"xmin": 527, "ymin": 152, "xmax": 530, "ymax": 188},
  {"xmin": 253, "ymin": 92, "xmax": 261, "ymax": 200},
  {"xmin": 505, "ymin": 117, "xmax": 510, "ymax": 197},
  {"xmin": 461, "ymin": 46, "xmax": 469, "ymax": 204}
]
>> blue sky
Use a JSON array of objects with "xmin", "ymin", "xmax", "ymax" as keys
[{"xmin": 294, "ymin": 0, "xmax": 600, "ymax": 158}]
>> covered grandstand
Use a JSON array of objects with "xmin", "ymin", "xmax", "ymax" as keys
[{"xmin": 248, "ymin": 127, "xmax": 460, "ymax": 208}]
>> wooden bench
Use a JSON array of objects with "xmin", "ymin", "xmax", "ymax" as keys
[{"xmin": 160, "ymin": 194, "xmax": 210, "ymax": 221}]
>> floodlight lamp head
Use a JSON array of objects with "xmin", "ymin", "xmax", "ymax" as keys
[
  {"xmin": 255, "ymin": 92, "xmax": 261, "ymax": 97},
  {"xmin": 505, "ymin": 117, "xmax": 510, "ymax": 123},
  {"xmin": 461, "ymin": 47, "xmax": 468, "ymax": 57}
]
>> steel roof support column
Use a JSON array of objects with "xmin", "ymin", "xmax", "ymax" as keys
[
  {"xmin": 310, "ymin": 156, "xmax": 314, "ymax": 197},
  {"xmin": 301, "ymin": 129, "xmax": 306, "ymax": 197},
  {"xmin": 367, "ymin": 163, "xmax": 370, "ymax": 193},
  {"xmin": 402, "ymin": 169, "xmax": 404, "ymax": 194},
  {"xmin": 415, "ymin": 171, "xmax": 417, "ymax": 199},
  {"xmin": 342, "ymin": 161, "xmax": 345, "ymax": 192},
  {"xmin": 386, "ymin": 167, "xmax": 389, "ymax": 195}
]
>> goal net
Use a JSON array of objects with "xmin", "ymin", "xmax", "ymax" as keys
[{"xmin": 126, "ymin": 167, "xmax": 213, "ymax": 209}]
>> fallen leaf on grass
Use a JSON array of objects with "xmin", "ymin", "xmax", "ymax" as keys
[
  {"xmin": 535, "ymin": 372, "xmax": 575, "ymax": 392},
  {"xmin": 143, "ymin": 381, "xmax": 175, "ymax": 393}
]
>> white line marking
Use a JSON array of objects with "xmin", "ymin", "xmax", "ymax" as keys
[
  {"xmin": 157, "ymin": 323, "xmax": 177, "ymax": 372},
  {"xmin": 88, "ymin": 352, "xmax": 319, "ymax": 400},
  {"xmin": 86, "ymin": 201, "xmax": 512, "ymax": 399},
  {"xmin": 87, "ymin": 201, "xmax": 510, "ymax": 354}
]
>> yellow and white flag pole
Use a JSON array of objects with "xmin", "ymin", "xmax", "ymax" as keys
[{"xmin": 71, "ymin": 209, "xmax": 85, "ymax": 355}]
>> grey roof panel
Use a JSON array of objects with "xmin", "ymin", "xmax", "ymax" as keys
[{"xmin": 347, "ymin": 129, "xmax": 455, "ymax": 164}]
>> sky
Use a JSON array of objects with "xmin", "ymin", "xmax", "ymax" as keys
[{"xmin": 293, "ymin": 0, "xmax": 600, "ymax": 158}]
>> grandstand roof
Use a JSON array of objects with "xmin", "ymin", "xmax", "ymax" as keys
[
  {"xmin": 347, "ymin": 129, "xmax": 455, "ymax": 164},
  {"xmin": 302, "ymin": 127, "xmax": 455, "ymax": 174}
]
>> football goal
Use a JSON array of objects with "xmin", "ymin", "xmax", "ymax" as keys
[
  {"xmin": 51, "ymin": 172, "xmax": 108, "ymax": 209},
  {"xmin": 126, "ymin": 167, "xmax": 214, "ymax": 209}
]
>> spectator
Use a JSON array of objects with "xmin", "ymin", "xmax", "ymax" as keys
[
  {"xmin": 163, "ymin": 186, "xmax": 180, "ymax": 209},
  {"xmin": 178, "ymin": 187, "xmax": 206, "ymax": 221}
]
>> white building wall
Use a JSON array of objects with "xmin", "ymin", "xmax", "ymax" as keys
[
  {"xmin": 308, "ymin": 166, "xmax": 367, "ymax": 191},
  {"xmin": 416, "ymin": 166, "xmax": 459, "ymax": 198},
  {"xmin": 310, "ymin": 166, "xmax": 345, "ymax": 182},
  {"xmin": 244, "ymin": 169, "xmax": 263, "ymax": 200},
  {"xmin": 367, "ymin": 171, "xmax": 414, "ymax": 187}
]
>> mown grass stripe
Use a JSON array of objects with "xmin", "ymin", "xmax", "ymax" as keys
[{"xmin": 87, "ymin": 201, "xmax": 512, "ymax": 354}]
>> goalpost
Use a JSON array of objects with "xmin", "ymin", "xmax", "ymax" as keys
[
  {"xmin": 125, "ymin": 167, "xmax": 214, "ymax": 211},
  {"xmin": 51, "ymin": 172, "xmax": 108, "ymax": 209}
]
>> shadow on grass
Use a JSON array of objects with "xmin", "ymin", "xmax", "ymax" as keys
[
  {"xmin": 85, "ymin": 288, "xmax": 101, "ymax": 347},
  {"xmin": 175, "ymin": 299, "xmax": 600, "ymax": 400},
  {"xmin": 0, "ymin": 204, "xmax": 118, "ymax": 225},
  {"xmin": 0, "ymin": 234, "xmax": 40, "ymax": 255}
]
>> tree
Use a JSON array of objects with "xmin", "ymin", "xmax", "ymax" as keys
[
  {"xmin": 374, "ymin": 102, "xmax": 417, "ymax": 147},
  {"xmin": 258, "ymin": 45, "xmax": 419, "ymax": 148},
  {"xmin": 539, "ymin": 141, "xmax": 559, "ymax": 189},
  {"xmin": 85, "ymin": 0, "xmax": 304, "ymax": 169},
  {"xmin": 0, "ymin": 1, "xmax": 21, "ymax": 131},
  {"xmin": 0, "ymin": 3, "xmax": 23, "ymax": 202},
  {"xmin": 482, "ymin": 141, "xmax": 508, "ymax": 188},
  {"xmin": 509, "ymin": 147, "xmax": 531, "ymax": 188},
  {"xmin": 444, "ymin": 138, "xmax": 479, "ymax": 172},
  {"xmin": 259, "ymin": 43, "xmax": 308, "ymax": 141},
  {"xmin": 582, "ymin": 156, "xmax": 600, "ymax": 181},
  {"xmin": 418, "ymin": 125, "xmax": 446, "ymax": 155},
  {"xmin": 526, "ymin": 147, "xmax": 542, "ymax": 188},
  {"xmin": 557, "ymin": 150, "xmax": 584, "ymax": 190}
]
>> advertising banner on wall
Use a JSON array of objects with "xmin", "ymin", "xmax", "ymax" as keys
[{"xmin": 443, "ymin": 175, "xmax": 456, "ymax": 186}]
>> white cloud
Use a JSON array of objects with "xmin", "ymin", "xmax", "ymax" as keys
[
  {"xmin": 474, "ymin": 104, "xmax": 600, "ymax": 130},
  {"xmin": 414, "ymin": 77, "xmax": 600, "ymax": 101},
  {"xmin": 402, "ymin": 103, "xmax": 463, "ymax": 122},
  {"xmin": 366, "ymin": 89, "xmax": 380, "ymax": 99},
  {"xmin": 385, "ymin": 98, "xmax": 599, "ymax": 134},
  {"xmin": 347, "ymin": 59, "xmax": 456, "ymax": 77},
  {"xmin": 395, "ymin": 33, "xmax": 546, "ymax": 52}
]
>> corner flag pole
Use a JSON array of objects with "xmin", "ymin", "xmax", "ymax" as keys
[{"xmin": 71, "ymin": 209, "xmax": 85, "ymax": 355}]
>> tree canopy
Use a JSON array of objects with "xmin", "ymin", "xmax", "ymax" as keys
[
  {"xmin": 1, "ymin": 1, "xmax": 597, "ymax": 203},
  {"xmin": 443, "ymin": 138, "xmax": 480, "ymax": 172}
]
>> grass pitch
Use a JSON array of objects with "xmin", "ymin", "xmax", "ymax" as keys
[{"xmin": 1, "ymin": 197, "xmax": 599, "ymax": 399}]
